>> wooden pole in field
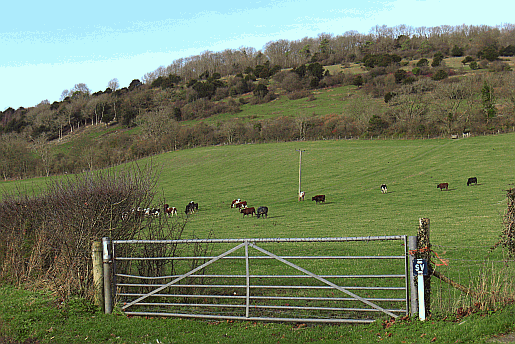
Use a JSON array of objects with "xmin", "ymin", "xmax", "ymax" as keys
[
  {"xmin": 91, "ymin": 241, "xmax": 104, "ymax": 311},
  {"xmin": 296, "ymin": 149, "xmax": 305, "ymax": 200},
  {"xmin": 417, "ymin": 218, "xmax": 431, "ymax": 317}
]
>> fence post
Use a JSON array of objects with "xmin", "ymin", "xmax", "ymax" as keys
[
  {"xmin": 102, "ymin": 237, "xmax": 113, "ymax": 314},
  {"xmin": 91, "ymin": 241, "xmax": 104, "ymax": 311},
  {"xmin": 408, "ymin": 236, "xmax": 418, "ymax": 317},
  {"xmin": 417, "ymin": 218, "xmax": 431, "ymax": 317}
]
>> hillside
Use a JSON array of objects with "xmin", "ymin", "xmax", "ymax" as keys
[{"xmin": 1, "ymin": 25, "xmax": 515, "ymax": 181}]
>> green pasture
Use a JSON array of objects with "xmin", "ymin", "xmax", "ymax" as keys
[
  {"xmin": 2, "ymin": 134, "xmax": 515, "ymax": 342},
  {"xmin": 2, "ymin": 133, "xmax": 514, "ymax": 307},
  {"xmin": 146, "ymin": 134, "xmax": 510, "ymax": 243},
  {"xmin": 146, "ymin": 133, "xmax": 513, "ymax": 299},
  {"xmin": 3, "ymin": 133, "xmax": 512, "ymax": 258}
]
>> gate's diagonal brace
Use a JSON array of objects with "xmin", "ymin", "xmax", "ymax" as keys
[
  {"xmin": 121, "ymin": 242, "xmax": 246, "ymax": 311},
  {"xmin": 249, "ymin": 243, "xmax": 399, "ymax": 318}
]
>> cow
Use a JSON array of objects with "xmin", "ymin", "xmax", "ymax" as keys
[
  {"xmin": 235, "ymin": 200, "xmax": 247, "ymax": 209},
  {"xmin": 185, "ymin": 201, "xmax": 198, "ymax": 214},
  {"xmin": 256, "ymin": 206, "xmax": 268, "ymax": 218},
  {"xmin": 467, "ymin": 177, "xmax": 478, "ymax": 186},
  {"xmin": 164, "ymin": 204, "xmax": 177, "ymax": 216},
  {"xmin": 381, "ymin": 184, "xmax": 387, "ymax": 194},
  {"xmin": 240, "ymin": 207, "xmax": 256, "ymax": 217},
  {"xmin": 312, "ymin": 195, "xmax": 325, "ymax": 203},
  {"xmin": 437, "ymin": 183, "xmax": 449, "ymax": 191},
  {"xmin": 144, "ymin": 208, "xmax": 160, "ymax": 217},
  {"xmin": 231, "ymin": 199, "xmax": 241, "ymax": 208},
  {"xmin": 298, "ymin": 191, "xmax": 305, "ymax": 201}
]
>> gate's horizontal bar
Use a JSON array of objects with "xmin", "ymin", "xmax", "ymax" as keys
[
  {"xmin": 116, "ymin": 283, "xmax": 405, "ymax": 290},
  {"xmin": 122, "ymin": 311, "xmax": 377, "ymax": 323},
  {"xmin": 118, "ymin": 292, "xmax": 406, "ymax": 302},
  {"xmin": 113, "ymin": 235, "xmax": 406, "ymax": 244},
  {"xmin": 131, "ymin": 302, "xmax": 406, "ymax": 314},
  {"xmin": 115, "ymin": 273, "xmax": 406, "ymax": 279},
  {"xmin": 115, "ymin": 255, "xmax": 405, "ymax": 260}
]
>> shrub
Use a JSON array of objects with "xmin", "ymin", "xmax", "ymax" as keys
[
  {"xmin": 416, "ymin": 58, "xmax": 429, "ymax": 67},
  {"xmin": 432, "ymin": 69, "xmax": 448, "ymax": 81},
  {"xmin": 462, "ymin": 56, "xmax": 475, "ymax": 64},
  {"xmin": 0, "ymin": 165, "xmax": 162, "ymax": 299},
  {"xmin": 287, "ymin": 90, "xmax": 312, "ymax": 100}
]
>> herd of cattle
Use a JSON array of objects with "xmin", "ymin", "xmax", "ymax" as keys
[
  {"xmin": 231, "ymin": 199, "xmax": 268, "ymax": 218},
  {"xmin": 123, "ymin": 176, "xmax": 478, "ymax": 221},
  {"xmin": 379, "ymin": 176, "xmax": 478, "ymax": 194},
  {"xmin": 434, "ymin": 177, "xmax": 478, "ymax": 191}
]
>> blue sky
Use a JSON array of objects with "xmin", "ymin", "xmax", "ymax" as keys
[{"xmin": 2, "ymin": 0, "xmax": 513, "ymax": 111}]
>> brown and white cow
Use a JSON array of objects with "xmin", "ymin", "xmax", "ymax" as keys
[{"xmin": 164, "ymin": 204, "xmax": 177, "ymax": 216}]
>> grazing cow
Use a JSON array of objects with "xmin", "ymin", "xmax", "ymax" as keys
[
  {"xmin": 381, "ymin": 184, "xmax": 388, "ymax": 194},
  {"xmin": 231, "ymin": 199, "xmax": 241, "ymax": 208},
  {"xmin": 240, "ymin": 207, "xmax": 256, "ymax": 217},
  {"xmin": 233, "ymin": 200, "xmax": 247, "ymax": 209},
  {"xmin": 298, "ymin": 191, "xmax": 305, "ymax": 201},
  {"xmin": 256, "ymin": 206, "xmax": 268, "ymax": 218},
  {"xmin": 467, "ymin": 177, "xmax": 478, "ymax": 186},
  {"xmin": 144, "ymin": 208, "xmax": 160, "ymax": 217},
  {"xmin": 437, "ymin": 183, "xmax": 449, "ymax": 191},
  {"xmin": 312, "ymin": 195, "xmax": 326, "ymax": 203},
  {"xmin": 185, "ymin": 201, "xmax": 199, "ymax": 214},
  {"xmin": 164, "ymin": 204, "xmax": 177, "ymax": 216}
]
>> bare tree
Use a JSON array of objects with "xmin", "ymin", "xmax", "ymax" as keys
[
  {"xmin": 60, "ymin": 89, "xmax": 71, "ymax": 101},
  {"xmin": 31, "ymin": 134, "xmax": 51, "ymax": 177},
  {"xmin": 108, "ymin": 78, "xmax": 120, "ymax": 91}
]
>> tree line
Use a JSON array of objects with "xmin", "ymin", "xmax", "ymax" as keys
[{"xmin": 1, "ymin": 23, "xmax": 515, "ymax": 180}]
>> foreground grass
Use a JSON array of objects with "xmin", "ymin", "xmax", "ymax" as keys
[{"xmin": 1, "ymin": 285, "xmax": 514, "ymax": 344}]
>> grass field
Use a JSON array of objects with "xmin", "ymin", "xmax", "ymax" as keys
[
  {"xmin": 2, "ymin": 133, "xmax": 515, "ymax": 342},
  {"xmin": 3, "ymin": 133, "xmax": 513, "ymax": 266}
]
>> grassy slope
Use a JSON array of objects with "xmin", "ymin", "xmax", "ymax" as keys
[
  {"xmin": 4, "ymin": 133, "xmax": 511, "ymax": 271},
  {"xmin": 3, "ymin": 133, "xmax": 512, "ymax": 256}
]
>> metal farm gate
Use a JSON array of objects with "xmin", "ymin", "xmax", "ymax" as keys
[{"xmin": 110, "ymin": 236, "xmax": 409, "ymax": 323}]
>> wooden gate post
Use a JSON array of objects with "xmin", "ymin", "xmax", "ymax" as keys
[
  {"xmin": 91, "ymin": 241, "xmax": 104, "ymax": 311},
  {"xmin": 417, "ymin": 218, "xmax": 431, "ymax": 317}
]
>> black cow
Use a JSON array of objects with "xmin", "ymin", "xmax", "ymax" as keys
[
  {"xmin": 256, "ymin": 206, "xmax": 268, "ymax": 218},
  {"xmin": 312, "ymin": 195, "xmax": 326, "ymax": 203},
  {"xmin": 185, "ymin": 201, "xmax": 198, "ymax": 214},
  {"xmin": 467, "ymin": 177, "xmax": 478, "ymax": 186}
]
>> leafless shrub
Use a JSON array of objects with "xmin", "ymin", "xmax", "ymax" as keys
[
  {"xmin": 0, "ymin": 162, "xmax": 159, "ymax": 299},
  {"xmin": 492, "ymin": 187, "xmax": 515, "ymax": 257}
]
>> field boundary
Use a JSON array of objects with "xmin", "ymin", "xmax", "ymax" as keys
[{"xmin": 108, "ymin": 236, "xmax": 409, "ymax": 323}]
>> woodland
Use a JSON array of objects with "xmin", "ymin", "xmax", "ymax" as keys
[{"xmin": 1, "ymin": 23, "xmax": 515, "ymax": 180}]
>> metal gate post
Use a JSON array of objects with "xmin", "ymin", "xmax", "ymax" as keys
[
  {"xmin": 102, "ymin": 237, "xmax": 113, "ymax": 314},
  {"xmin": 245, "ymin": 240, "xmax": 250, "ymax": 318},
  {"xmin": 408, "ymin": 236, "xmax": 418, "ymax": 317}
]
